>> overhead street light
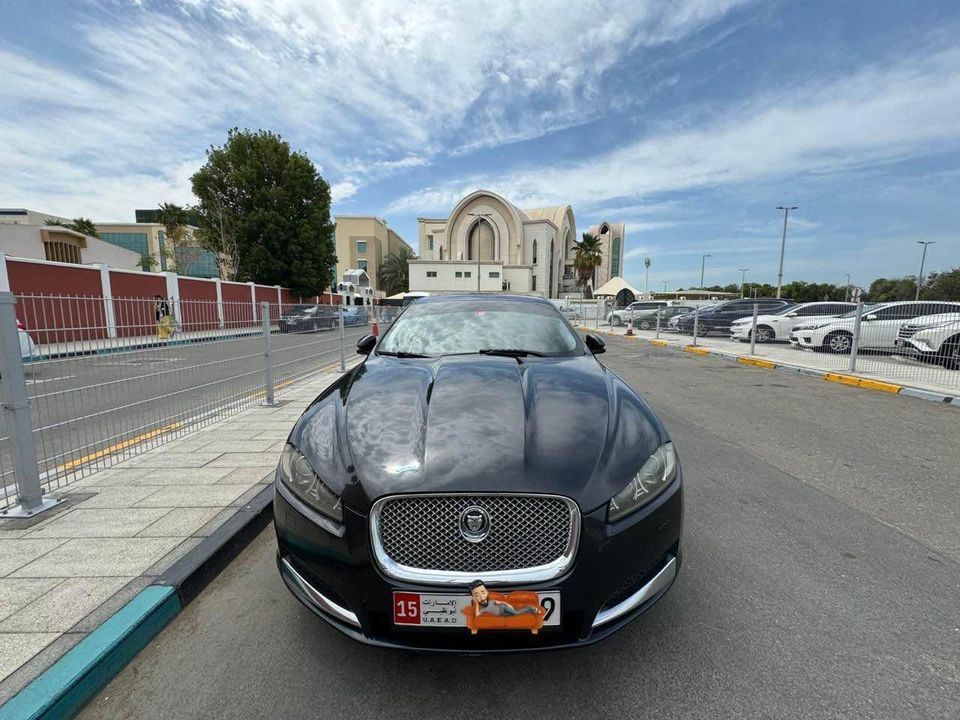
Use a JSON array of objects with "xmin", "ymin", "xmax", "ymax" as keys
[
  {"xmin": 844, "ymin": 273, "xmax": 851, "ymax": 302},
  {"xmin": 775, "ymin": 206, "xmax": 798, "ymax": 299},
  {"xmin": 662, "ymin": 280, "xmax": 670, "ymax": 293},
  {"xmin": 915, "ymin": 241, "xmax": 935, "ymax": 300},
  {"xmin": 699, "ymin": 254, "xmax": 711, "ymax": 290},
  {"xmin": 738, "ymin": 268, "xmax": 749, "ymax": 298}
]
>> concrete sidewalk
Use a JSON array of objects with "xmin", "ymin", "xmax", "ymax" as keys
[
  {"xmin": 589, "ymin": 323, "xmax": 960, "ymax": 399},
  {"xmin": 0, "ymin": 367, "xmax": 344, "ymax": 702}
]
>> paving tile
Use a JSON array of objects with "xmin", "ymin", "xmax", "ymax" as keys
[
  {"xmin": 137, "ymin": 507, "xmax": 222, "ymax": 537},
  {"xmin": 214, "ymin": 466, "xmax": 274, "ymax": 486},
  {"xmin": 252, "ymin": 431, "xmax": 293, "ymax": 441},
  {"xmin": 0, "ymin": 576, "xmax": 132, "ymax": 632},
  {"xmin": 143, "ymin": 537, "xmax": 202, "ymax": 576},
  {"xmin": 65, "ymin": 468, "xmax": 154, "ymax": 488},
  {"xmin": 0, "ymin": 539, "xmax": 65, "ymax": 577},
  {"xmin": 0, "ymin": 633, "xmax": 60, "ymax": 684},
  {"xmin": 131, "ymin": 467, "xmax": 234, "ymax": 486},
  {"xmin": 133, "ymin": 484, "xmax": 250, "ymax": 508},
  {"xmin": 205, "ymin": 453, "xmax": 280, "ymax": 468},
  {"xmin": 126, "ymin": 451, "xmax": 223, "ymax": 468},
  {"xmin": 11, "ymin": 537, "xmax": 182, "ymax": 578},
  {"xmin": 0, "ymin": 632, "xmax": 83, "ymax": 703},
  {"xmin": 0, "ymin": 579, "xmax": 62, "ymax": 622},
  {"xmin": 26, "ymin": 508, "xmax": 170, "ymax": 539},
  {"xmin": 75, "ymin": 486, "xmax": 162, "ymax": 509},
  {"xmin": 195, "ymin": 439, "xmax": 276, "ymax": 453}
]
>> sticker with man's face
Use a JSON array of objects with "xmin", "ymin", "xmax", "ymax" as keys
[
  {"xmin": 392, "ymin": 587, "xmax": 559, "ymax": 633},
  {"xmin": 464, "ymin": 580, "xmax": 546, "ymax": 635}
]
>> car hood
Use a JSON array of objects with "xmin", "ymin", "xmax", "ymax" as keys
[{"xmin": 289, "ymin": 354, "xmax": 668, "ymax": 514}]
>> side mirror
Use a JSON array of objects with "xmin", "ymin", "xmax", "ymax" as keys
[
  {"xmin": 356, "ymin": 334, "xmax": 377, "ymax": 355},
  {"xmin": 864, "ymin": 314, "xmax": 878, "ymax": 322},
  {"xmin": 585, "ymin": 333, "xmax": 606, "ymax": 354}
]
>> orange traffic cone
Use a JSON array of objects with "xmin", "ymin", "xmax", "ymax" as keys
[
  {"xmin": 626, "ymin": 317, "xmax": 634, "ymax": 336},
  {"xmin": 372, "ymin": 322, "xmax": 379, "ymax": 337}
]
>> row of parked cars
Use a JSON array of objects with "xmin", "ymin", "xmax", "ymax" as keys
[
  {"xmin": 278, "ymin": 304, "xmax": 370, "ymax": 333},
  {"xmin": 607, "ymin": 299, "xmax": 960, "ymax": 369}
]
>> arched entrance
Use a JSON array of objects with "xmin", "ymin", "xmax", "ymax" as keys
[
  {"xmin": 467, "ymin": 220, "xmax": 495, "ymax": 261},
  {"xmin": 615, "ymin": 288, "xmax": 636, "ymax": 308}
]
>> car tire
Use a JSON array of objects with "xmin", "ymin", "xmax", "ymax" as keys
[
  {"xmin": 939, "ymin": 336, "xmax": 960, "ymax": 370},
  {"xmin": 753, "ymin": 325, "xmax": 775, "ymax": 343},
  {"xmin": 610, "ymin": 315, "xmax": 622, "ymax": 327},
  {"xmin": 639, "ymin": 320, "xmax": 652, "ymax": 330},
  {"xmin": 824, "ymin": 331, "xmax": 853, "ymax": 354}
]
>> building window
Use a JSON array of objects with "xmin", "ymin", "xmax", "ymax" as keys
[
  {"xmin": 611, "ymin": 236, "xmax": 621, "ymax": 277},
  {"xmin": 175, "ymin": 247, "xmax": 220, "ymax": 278},
  {"xmin": 464, "ymin": 271, "xmax": 472, "ymax": 278},
  {"xmin": 455, "ymin": 271, "xmax": 463, "ymax": 278},
  {"xmin": 357, "ymin": 241, "xmax": 367, "ymax": 253},
  {"xmin": 358, "ymin": 260, "xmax": 368, "ymax": 271},
  {"xmin": 428, "ymin": 235, "xmax": 434, "ymax": 250},
  {"xmin": 532, "ymin": 275, "xmax": 537, "ymax": 291},
  {"xmin": 101, "ymin": 232, "xmax": 149, "ymax": 255},
  {"xmin": 427, "ymin": 271, "xmax": 437, "ymax": 278},
  {"xmin": 488, "ymin": 271, "xmax": 500, "ymax": 278},
  {"xmin": 43, "ymin": 240, "xmax": 81, "ymax": 264},
  {"xmin": 532, "ymin": 239, "xmax": 538, "ymax": 264}
]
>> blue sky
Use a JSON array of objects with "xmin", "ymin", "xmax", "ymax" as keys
[{"xmin": 2, "ymin": 0, "xmax": 959, "ymax": 290}]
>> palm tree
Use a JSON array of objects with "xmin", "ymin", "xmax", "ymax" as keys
[
  {"xmin": 378, "ymin": 246, "xmax": 416, "ymax": 296},
  {"xmin": 573, "ymin": 233, "xmax": 603, "ymax": 299},
  {"xmin": 45, "ymin": 217, "xmax": 100, "ymax": 238}
]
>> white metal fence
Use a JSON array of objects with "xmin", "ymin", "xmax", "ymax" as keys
[{"xmin": 0, "ymin": 293, "xmax": 393, "ymax": 515}]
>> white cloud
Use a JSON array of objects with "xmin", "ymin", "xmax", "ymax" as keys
[
  {"xmin": 330, "ymin": 181, "xmax": 359, "ymax": 202},
  {"xmin": 388, "ymin": 45, "xmax": 960, "ymax": 214},
  {"xmin": 0, "ymin": 0, "xmax": 750, "ymax": 217}
]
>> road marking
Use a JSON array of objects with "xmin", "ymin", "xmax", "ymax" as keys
[
  {"xmin": 25, "ymin": 375, "xmax": 76, "ymax": 385},
  {"xmin": 738, "ymin": 357, "xmax": 777, "ymax": 370},
  {"xmin": 683, "ymin": 345, "xmax": 710, "ymax": 356},
  {"xmin": 56, "ymin": 422, "xmax": 183, "ymax": 472}
]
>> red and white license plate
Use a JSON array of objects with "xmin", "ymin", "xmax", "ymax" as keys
[{"xmin": 393, "ymin": 591, "xmax": 561, "ymax": 628}]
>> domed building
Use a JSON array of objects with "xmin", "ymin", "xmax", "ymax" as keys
[{"xmin": 413, "ymin": 190, "xmax": 590, "ymax": 298}]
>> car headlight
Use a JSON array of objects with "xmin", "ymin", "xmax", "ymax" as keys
[
  {"xmin": 279, "ymin": 443, "xmax": 343, "ymax": 522},
  {"xmin": 607, "ymin": 442, "xmax": 677, "ymax": 522},
  {"xmin": 796, "ymin": 322, "xmax": 831, "ymax": 331}
]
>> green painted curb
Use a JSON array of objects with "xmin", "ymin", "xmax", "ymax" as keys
[{"xmin": 0, "ymin": 587, "xmax": 180, "ymax": 720}]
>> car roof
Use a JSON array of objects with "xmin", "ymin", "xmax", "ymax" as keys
[{"xmin": 412, "ymin": 293, "xmax": 556, "ymax": 308}]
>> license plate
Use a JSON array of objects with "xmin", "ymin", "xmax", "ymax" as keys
[{"xmin": 393, "ymin": 590, "xmax": 561, "ymax": 631}]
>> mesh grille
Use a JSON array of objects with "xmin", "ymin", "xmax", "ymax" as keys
[
  {"xmin": 898, "ymin": 325, "xmax": 920, "ymax": 339},
  {"xmin": 375, "ymin": 495, "xmax": 574, "ymax": 574}
]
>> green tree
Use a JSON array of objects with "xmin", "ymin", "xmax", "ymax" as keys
[
  {"xmin": 377, "ymin": 246, "xmax": 416, "ymax": 296},
  {"xmin": 45, "ymin": 217, "xmax": 100, "ymax": 238},
  {"xmin": 573, "ymin": 233, "xmax": 603, "ymax": 299},
  {"xmin": 190, "ymin": 128, "xmax": 336, "ymax": 295},
  {"xmin": 867, "ymin": 276, "xmax": 917, "ymax": 302},
  {"xmin": 920, "ymin": 267, "xmax": 960, "ymax": 300},
  {"xmin": 138, "ymin": 253, "xmax": 160, "ymax": 271}
]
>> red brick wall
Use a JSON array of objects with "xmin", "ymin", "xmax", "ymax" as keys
[
  {"xmin": 177, "ymin": 278, "xmax": 219, "ymax": 331},
  {"xmin": 220, "ymin": 282, "xmax": 254, "ymax": 327},
  {"xmin": 109, "ymin": 270, "xmax": 167, "ymax": 337},
  {"xmin": 9, "ymin": 260, "xmax": 106, "ymax": 343}
]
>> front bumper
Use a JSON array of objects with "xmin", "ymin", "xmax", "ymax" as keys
[{"xmin": 274, "ymin": 475, "xmax": 683, "ymax": 652}]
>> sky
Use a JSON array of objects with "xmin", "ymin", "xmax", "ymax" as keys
[{"xmin": 2, "ymin": 0, "xmax": 959, "ymax": 291}]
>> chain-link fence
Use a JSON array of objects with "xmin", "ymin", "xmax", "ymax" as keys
[{"xmin": 0, "ymin": 293, "xmax": 386, "ymax": 515}]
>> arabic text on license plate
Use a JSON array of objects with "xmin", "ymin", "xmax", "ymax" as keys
[{"xmin": 393, "ymin": 591, "xmax": 561, "ymax": 627}]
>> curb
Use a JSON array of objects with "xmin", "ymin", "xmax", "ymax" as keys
[
  {"xmin": 594, "ymin": 331, "xmax": 959, "ymax": 406},
  {"xmin": 0, "ymin": 483, "xmax": 276, "ymax": 720}
]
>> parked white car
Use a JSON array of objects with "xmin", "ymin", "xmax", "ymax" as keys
[
  {"xmin": 893, "ymin": 313, "xmax": 960, "ymax": 369},
  {"xmin": 790, "ymin": 301, "xmax": 960, "ymax": 353},
  {"xmin": 607, "ymin": 301, "xmax": 669, "ymax": 326},
  {"xmin": 730, "ymin": 302, "xmax": 856, "ymax": 343},
  {"xmin": 18, "ymin": 320, "xmax": 37, "ymax": 359}
]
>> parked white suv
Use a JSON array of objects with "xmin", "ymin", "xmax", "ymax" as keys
[
  {"xmin": 894, "ymin": 313, "xmax": 960, "ymax": 369},
  {"xmin": 607, "ymin": 301, "xmax": 669, "ymax": 326},
  {"xmin": 790, "ymin": 301, "xmax": 960, "ymax": 353},
  {"xmin": 730, "ymin": 301, "xmax": 856, "ymax": 343}
]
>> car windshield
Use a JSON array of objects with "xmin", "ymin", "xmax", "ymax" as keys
[
  {"xmin": 838, "ymin": 304, "xmax": 880, "ymax": 318},
  {"xmin": 378, "ymin": 299, "xmax": 581, "ymax": 357}
]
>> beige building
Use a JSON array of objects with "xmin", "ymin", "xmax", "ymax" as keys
[
  {"xmin": 414, "ymin": 190, "xmax": 579, "ymax": 297},
  {"xmin": 581, "ymin": 221, "xmax": 626, "ymax": 295},
  {"xmin": 0, "ymin": 224, "xmax": 141, "ymax": 268},
  {"xmin": 334, "ymin": 216, "xmax": 414, "ymax": 292}
]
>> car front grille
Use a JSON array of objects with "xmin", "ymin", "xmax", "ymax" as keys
[
  {"xmin": 898, "ymin": 325, "xmax": 920, "ymax": 339},
  {"xmin": 370, "ymin": 494, "xmax": 580, "ymax": 584}
]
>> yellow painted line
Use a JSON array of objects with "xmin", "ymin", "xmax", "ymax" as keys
[
  {"xmin": 683, "ymin": 345, "xmax": 710, "ymax": 356},
  {"xmin": 823, "ymin": 373, "xmax": 902, "ymax": 394},
  {"xmin": 625, "ymin": 335, "xmax": 639, "ymax": 341},
  {"xmin": 737, "ymin": 357, "xmax": 777, "ymax": 370},
  {"xmin": 649, "ymin": 339, "xmax": 668, "ymax": 347},
  {"xmin": 58, "ymin": 422, "xmax": 183, "ymax": 471}
]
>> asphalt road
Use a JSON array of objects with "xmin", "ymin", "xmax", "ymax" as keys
[
  {"xmin": 79, "ymin": 336, "xmax": 960, "ymax": 719},
  {"xmin": 2, "ymin": 325, "xmax": 369, "ymax": 492}
]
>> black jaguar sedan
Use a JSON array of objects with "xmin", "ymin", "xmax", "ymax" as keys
[{"xmin": 273, "ymin": 294, "xmax": 682, "ymax": 651}]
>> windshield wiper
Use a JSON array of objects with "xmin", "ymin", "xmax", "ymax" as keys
[
  {"xmin": 478, "ymin": 348, "xmax": 546, "ymax": 358},
  {"xmin": 378, "ymin": 350, "xmax": 432, "ymax": 358}
]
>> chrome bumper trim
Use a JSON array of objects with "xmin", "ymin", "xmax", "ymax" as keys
[
  {"xmin": 592, "ymin": 555, "xmax": 677, "ymax": 629},
  {"xmin": 369, "ymin": 493, "xmax": 581, "ymax": 586},
  {"xmin": 279, "ymin": 556, "xmax": 360, "ymax": 628}
]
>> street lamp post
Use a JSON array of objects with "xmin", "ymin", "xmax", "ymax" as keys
[
  {"xmin": 775, "ymin": 206, "xmax": 798, "ymax": 299},
  {"xmin": 644, "ymin": 257, "xmax": 651, "ymax": 297},
  {"xmin": 738, "ymin": 268, "xmax": 749, "ymax": 298},
  {"xmin": 915, "ymin": 241, "xmax": 935, "ymax": 300},
  {"xmin": 699, "ymin": 254, "xmax": 711, "ymax": 290},
  {"xmin": 466, "ymin": 211, "xmax": 493, "ymax": 293},
  {"xmin": 844, "ymin": 273, "xmax": 851, "ymax": 302},
  {"xmin": 662, "ymin": 280, "xmax": 669, "ymax": 293}
]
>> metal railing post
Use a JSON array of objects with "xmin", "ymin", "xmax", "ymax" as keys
[
  {"xmin": 655, "ymin": 309, "xmax": 661, "ymax": 339},
  {"xmin": 0, "ymin": 292, "xmax": 61, "ymax": 517},
  {"xmin": 848, "ymin": 298, "xmax": 863, "ymax": 373},
  {"xmin": 692, "ymin": 306, "xmax": 700, "ymax": 346},
  {"xmin": 750, "ymin": 303, "xmax": 759, "ymax": 355},
  {"xmin": 339, "ymin": 303, "xmax": 346, "ymax": 372},
  {"xmin": 261, "ymin": 301, "xmax": 275, "ymax": 406}
]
